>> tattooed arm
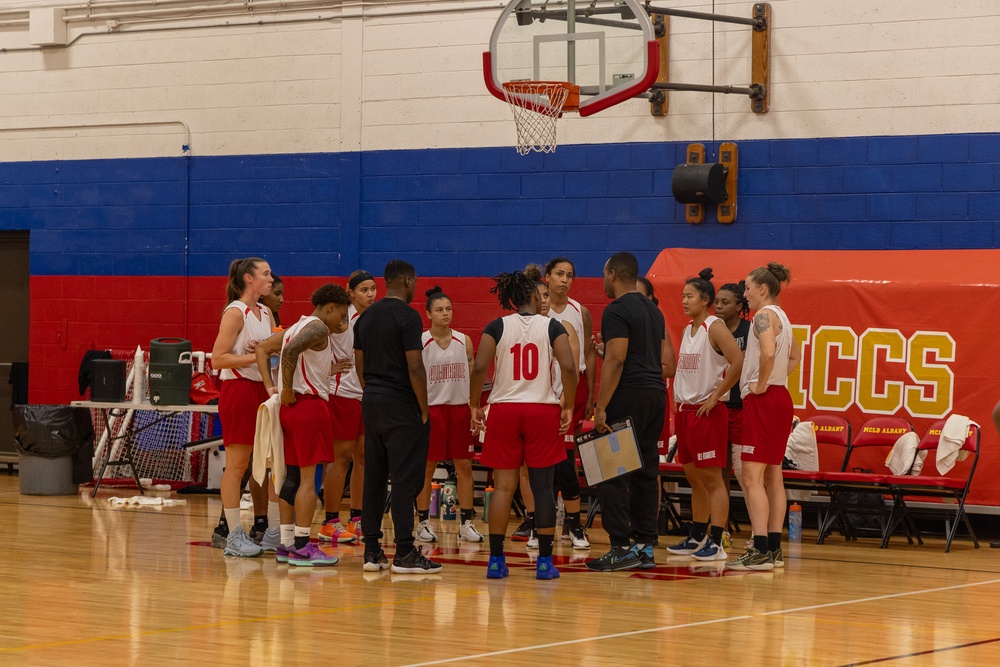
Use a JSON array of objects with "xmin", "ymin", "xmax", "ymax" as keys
[
  {"xmin": 279, "ymin": 320, "xmax": 331, "ymax": 405},
  {"xmin": 751, "ymin": 310, "xmax": 777, "ymax": 395}
]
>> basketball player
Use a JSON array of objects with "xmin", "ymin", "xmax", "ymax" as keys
[
  {"xmin": 471, "ymin": 271, "xmax": 577, "ymax": 580},
  {"xmin": 319, "ymin": 270, "xmax": 377, "ymax": 543},
  {"xmin": 414, "ymin": 287, "xmax": 483, "ymax": 543},
  {"xmin": 665, "ymin": 269, "xmax": 743, "ymax": 562},
  {"xmin": 355, "ymin": 260, "xmax": 441, "ymax": 574},
  {"xmin": 211, "ymin": 257, "xmax": 275, "ymax": 558},
  {"xmin": 726, "ymin": 263, "xmax": 801, "ymax": 571},
  {"xmin": 587, "ymin": 252, "xmax": 674, "ymax": 572},
  {"xmin": 543, "ymin": 258, "xmax": 594, "ymax": 548},
  {"xmin": 714, "ymin": 281, "xmax": 752, "ymax": 493},
  {"xmin": 255, "ymin": 284, "xmax": 351, "ymax": 566}
]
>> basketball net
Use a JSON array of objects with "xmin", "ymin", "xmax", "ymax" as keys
[{"xmin": 502, "ymin": 81, "xmax": 579, "ymax": 155}]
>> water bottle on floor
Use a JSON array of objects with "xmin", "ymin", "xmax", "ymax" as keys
[
  {"xmin": 442, "ymin": 480, "xmax": 457, "ymax": 520},
  {"xmin": 429, "ymin": 482, "xmax": 441, "ymax": 517},
  {"xmin": 788, "ymin": 502, "xmax": 802, "ymax": 542},
  {"xmin": 483, "ymin": 485, "xmax": 494, "ymax": 522}
]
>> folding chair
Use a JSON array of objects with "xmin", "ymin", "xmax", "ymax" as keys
[
  {"xmin": 883, "ymin": 419, "xmax": 981, "ymax": 552},
  {"xmin": 782, "ymin": 415, "xmax": 852, "ymax": 534},
  {"xmin": 818, "ymin": 416, "xmax": 914, "ymax": 545}
]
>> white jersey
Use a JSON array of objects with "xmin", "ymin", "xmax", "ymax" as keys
[
  {"xmin": 674, "ymin": 316, "xmax": 730, "ymax": 405},
  {"xmin": 279, "ymin": 315, "xmax": 333, "ymax": 399},
  {"xmin": 329, "ymin": 304, "xmax": 363, "ymax": 400},
  {"xmin": 422, "ymin": 330, "xmax": 470, "ymax": 406},
  {"xmin": 219, "ymin": 300, "xmax": 273, "ymax": 382},
  {"xmin": 486, "ymin": 314, "xmax": 561, "ymax": 405},
  {"xmin": 741, "ymin": 305, "xmax": 793, "ymax": 399},
  {"xmin": 549, "ymin": 297, "xmax": 586, "ymax": 373}
]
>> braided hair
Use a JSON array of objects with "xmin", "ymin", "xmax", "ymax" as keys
[
  {"xmin": 718, "ymin": 280, "xmax": 750, "ymax": 319},
  {"xmin": 490, "ymin": 271, "xmax": 537, "ymax": 311}
]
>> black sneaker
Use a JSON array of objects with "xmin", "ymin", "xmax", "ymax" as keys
[
  {"xmin": 363, "ymin": 549, "xmax": 390, "ymax": 572},
  {"xmin": 585, "ymin": 545, "xmax": 641, "ymax": 572},
  {"xmin": 210, "ymin": 528, "xmax": 228, "ymax": 549},
  {"xmin": 511, "ymin": 519, "xmax": 533, "ymax": 541},
  {"xmin": 249, "ymin": 525, "xmax": 265, "ymax": 545},
  {"xmin": 391, "ymin": 546, "xmax": 443, "ymax": 574}
]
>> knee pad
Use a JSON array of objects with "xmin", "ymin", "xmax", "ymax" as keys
[{"xmin": 279, "ymin": 466, "xmax": 301, "ymax": 505}]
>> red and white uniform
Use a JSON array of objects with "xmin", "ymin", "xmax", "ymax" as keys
[
  {"xmin": 674, "ymin": 316, "xmax": 730, "ymax": 468},
  {"xmin": 279, "ymin": 315, "xmax": 334, "ymax": 400},
  {"xmin": 481, "ymin": 314, "xmax": 565, "ymax": 470},
  {"xmin": 549, "ymin": 297, "xmax": 588, "ymax": 426},
  {"xmin": 423, "ymin": 329, "xmax": 474, "ymax": 460},
  {"xmin": 219, "ymin": 300, "xmax": 272, "ymax": 382},
  {"xmin": 279, "ymin": 315, "xmax": 335, "ymax": 467},
  {"xmin": 329, "ymin": 305, "xmax": 363, "ymax": 400},
  {"xmin": 740, "ymin": 305, "xmax": 794, "ymax": 466}
]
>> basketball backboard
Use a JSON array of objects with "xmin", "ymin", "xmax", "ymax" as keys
[{"xmin": 484, "ymin": 0, "xmax": 659, "ymax": 118}]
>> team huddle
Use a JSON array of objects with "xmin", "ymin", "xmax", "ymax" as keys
[{"xmin": 207, "ymin": 252, "xmax": 797, "ymax": 578}]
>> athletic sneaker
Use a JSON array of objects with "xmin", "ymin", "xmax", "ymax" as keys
[
  {"xmin": 536, "ymin": 555, "xmax": 560, "ymax": 580},
  {"xmin": 525, "ymin": 528, "xmax": 538, "ymax": 549},
  {"xmin": 585, "ymin": 545, "xmax": 641, "ymax": 572},
  {"xmin": 415, "ymin": 520, "xmax": 438, "ymax": 543},
  {"xmin": 666, "ymin": 534, "xmax": 708, "ymax": 555},
  {"xmin": 259, "ymin": 527, "xmax": 281, "ymax": 552},
  {"xmin": 486, "ymin": 555, "xmax": 509, "ymax": 579},
  {"xmin": 511, "ymin": 519, "xmax": 533, "ymax": 541},
  {"xmin": 223, "ymin": 527, "xmax": 264, "ymax": 558},
  {"xmin": 459, "ymin": 520, "xmax": 485, "ymax": 542},
  {"xmin": 634, "ymin": 543, "xmax": 656, "ymax": 570},
  {"xmin": 211, "ymin": 529, "xmax": 228, "ymax": 549},
  {"xmin": 350, "ymin": 517, "xmax": 363, "ymax": 542},
  {"xmin": 391, "ymin": 546, "xmax": 443, "ymax": 574},
  {"xmin": 363, "ymin": 549, "xmax": 390, "ymax": 572},
  {"xmin": 772, "ymin": 547, "xmax": 784, "ymax": 568},
  {"xmin": 568, "ymin": 526, "xmax": 590, "ymax": 550},
  {"xmin": 560, "ymin": 525, "xmax": 571, "ymax": 541},
  {"xmin": 288, "ymin": 542, "xmax": 339, "ymax": 567},
  {"xmin": 725, "ymin": 545, "xmax": 774, "ymax": 571},
  {"xmin": 691, "ymin": 538, "xmax": 727, "ymax": 562},
  {"xmin": 275, "ymin": 544, "xmax": 292, "ymax": 564},
  {"xmin": 249, "ymin": 525, "xmax": 265, "ymax": 545},
  {"xmin": 318, "ymin": 520, "xmax": 358, "ymax": 543}
]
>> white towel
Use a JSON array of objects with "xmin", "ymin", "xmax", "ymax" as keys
[
  {"xmin": 937, "ymin": 414, "xmax": 975, "ymax": 474},
  {"xmin": 885, "ymin": 431, "xmax": 924, "ymax": 475},
  {"xmin": 253, "ymin": 394, "xmax": 285, "ymax": 492},
  {"xmin": 784, "ymin": 421, "xmax": 818, "ymax": 502}
]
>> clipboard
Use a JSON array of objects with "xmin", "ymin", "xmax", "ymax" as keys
[{"xmin": 574, "ymin": 417, "xmax": 642, "ymax": 486}]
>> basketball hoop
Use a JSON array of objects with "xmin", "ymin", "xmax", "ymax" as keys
[{"xmin": 501, "ymin": 81, "xmax": 580, "ymax": 155}]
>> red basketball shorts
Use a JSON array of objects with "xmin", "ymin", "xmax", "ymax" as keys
[
  {"xmin": 280, "ymin": 394, "xmax": 334, "ymax": 468},
  {"xmin": 219, "ymin": 378, "xmax": 269, "ymax": 447},
  {"xmin": 428, "ymin": 404, "xmax": 475, "ymax": 461},
  {"xmin": 740, "ymin": 386, "xmax": 793, "ymax": 465},
  {"xmin": 674, "ymin": 403, "xmax": 729, "ymax": 468},
  {"xmin": 480, "ymin": 402, "xmax": 563, "ymax": 470}
]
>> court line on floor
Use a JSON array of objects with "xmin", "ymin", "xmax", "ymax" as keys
[
  {"xmin": 836, "ymin": 636, "xmax": 1000, "ymax": 666},
  {"xmin": 399, "ymin": 577, "xmax": 1000, "ymax": 667}
]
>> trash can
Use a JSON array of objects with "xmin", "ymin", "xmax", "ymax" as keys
[{"xmin": 12, "ymin": 405, "xmax": 95, "ymax": 495}]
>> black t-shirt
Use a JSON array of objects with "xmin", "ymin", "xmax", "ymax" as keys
[
  {"xmin": 353, "ymin": 297, "xmax": 423, "ymax": 403},
  {"xmin": 725, "ymin": 318, "xmax": 752, "ymax": 409},
  {"xmin": 601, "ymin": 292, "xmax": 666, "ymax": 391}
]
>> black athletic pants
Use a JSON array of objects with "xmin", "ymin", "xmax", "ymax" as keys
[
  {"xmin": 596, "ymin": 386, "xmax": 666, "ymax": 548},
  {"xmin": 361, "ymin": 395, "xmax": 430, "ymax": 557}
]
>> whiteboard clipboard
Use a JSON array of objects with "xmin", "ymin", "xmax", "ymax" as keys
[{"xmin": 574, "ymin": 417, "xmax": 642, "ymax": 486}]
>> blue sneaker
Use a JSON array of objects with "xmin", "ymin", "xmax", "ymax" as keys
[
  {"xmin": 691, "ymin": 538, "xmax": 727, "ymax": 562},
  {"xmin": 666, "ymin": 534, "xmax": 707, "ymax": 555},
  {"xmin": 260, "ymin": 527, "xmax": 281, "ymax": 553},
  {"xmin": 486, "ymin": 555, "xmax": 509, "ymax": 579},
  {"xmin": 536, "ymin": 555, "xmax": 560, "ymax": 580},
  {"xmin": 634, "ymin": 543, "xmax": 656, "ymax": 569}
]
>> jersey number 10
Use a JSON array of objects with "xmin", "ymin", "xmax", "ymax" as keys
[{"xmin": 510, "ymin": 343, "xmax": 539, "ymax": 381}]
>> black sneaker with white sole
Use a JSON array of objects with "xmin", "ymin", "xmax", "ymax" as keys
[
  {"xmin": 363, "ymin": 549, "xmax": 390, "ymax": 572},
  {"xmin": 391, "ymin": 546, "xmax": 443, "ymax": 574}
]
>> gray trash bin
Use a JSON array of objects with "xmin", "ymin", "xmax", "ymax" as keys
[
  {"xmin": 12, "ymin": 405, "xmax": 94, "ymax": 496},
  {"xmin": 18, "ymin": 454, "xmax": 77, "ymax": 495}
]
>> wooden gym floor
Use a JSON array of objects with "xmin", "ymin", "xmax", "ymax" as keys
[{"xmin": 2, "ymin": 474, "xmax": 999, "ymax": 666}]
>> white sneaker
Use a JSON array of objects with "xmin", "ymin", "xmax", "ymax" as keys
[
  {"xmin": 568, "ymin": 526, "xmax": 590, "ymax": 550},
  {"xmin": 459, "ymin": 520, "xmax": 484, "ymax": 542},
  {"xmin": 526, "ymin": 528, "xmax": 538, "ymax": 549},
  {"xmin": 415, "ymin": 520, "xmax": 438, "ymax": 543}
]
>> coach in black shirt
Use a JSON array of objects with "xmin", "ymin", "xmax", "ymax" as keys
[
  {"xmin": 354, "ymin": 260, "xmax": 441, "ymax": 574},
  {"xmin": 587, "ymin": 252, "xmax": 675, "ymax": 572}
]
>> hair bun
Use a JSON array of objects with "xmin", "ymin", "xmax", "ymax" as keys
[
  {"xmin": 425, "ymin": 286, "xmax": 443, "ymax": 298},
  {"xmin": 767, "ymin": 262, "xmax": 791, "ymax": 283},
  {"xmin": 699, "ymin": 267, "xmax": 714, "ymax": 281}
]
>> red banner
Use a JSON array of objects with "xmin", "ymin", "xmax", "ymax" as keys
[{"xmin": 648, "ymin": 248, "xmax": 1000, "ymax": 506}]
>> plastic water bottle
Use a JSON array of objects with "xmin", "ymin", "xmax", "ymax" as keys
[
  {"xmin": 483, "ymin": 485, "xmax": 494, "ymax": 522},
  {"xmin": 788, "ymin": 502, "xmax": 802, "ymax": 542},
  {"xmin": 442, "ymin": 480, "xmax": 457, "ymax": 520},
  {"xmin": 556, "ymin": 492, "xmax": 565, "ymax": 529},
  {"xmin": 429, "ymin": 482, "xmax": 441, "ymax": 517}
]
